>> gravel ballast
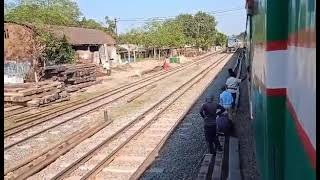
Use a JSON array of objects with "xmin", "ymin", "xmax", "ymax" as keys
[
  {"xmin": 23, "ymin": 54, "xmax": 227, "ymax": 180},
  {"xmin": 141, "ymin": 53, "xmax": 260, "ymax": 180},
  {"xmin": 4, "ymin": 54, "xmax": 222, "ymax": 173}
]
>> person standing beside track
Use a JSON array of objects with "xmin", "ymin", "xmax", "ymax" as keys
[
  {"xmin": 219, "ymin": 86, "xmax": 233, "ymax": 119},
  {"xmin": 199, "ymin": 97, "xmax": 224, "ymax": 154},
  {"xmin": 225, "ymin": 68, "xmax": 247, "ymax": 107}
]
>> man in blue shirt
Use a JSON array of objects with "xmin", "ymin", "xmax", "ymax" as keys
[{"xmin": 219, "ymin": 86, "xmax": 233, "ymax": 119}]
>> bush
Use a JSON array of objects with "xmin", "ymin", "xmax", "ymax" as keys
[{"xmin": 38, "ymin": 32, "xmax": 75, "ymax": 65}]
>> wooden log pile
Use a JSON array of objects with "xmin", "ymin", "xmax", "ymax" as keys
[
  {"xmin": 42, "ymin": 64, "xmax": 97, "ymax": 85},
  {"xmin": 65, "ymin": 79, "xmax": 102, "ymax": 93},
  {"xmin": 4, "ymin": 64, "xmax": 103, "ymax": 107},
  {"xmin": 41, "ymin": 63, "xmax": 101, "ymax": 93},
  {"xmin": 4, "ymin": 81, "xmax": 70, "ymax": 107}
]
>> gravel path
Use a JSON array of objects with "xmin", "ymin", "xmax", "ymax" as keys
[
  {"xmin": 140, "ymin": 53, "xmax": 238, "ymax": 180},
  {"xmin": 141, "ymin": 53, "xmax": 260, "ymax": 180}
]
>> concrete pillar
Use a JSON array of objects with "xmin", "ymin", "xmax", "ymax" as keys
[
  {"xmin": 102, "ymin": 44, "xmax": 111, "ymax": 69},
  {"xmin": 128, "ymin": 48, "xmax": 131, "ymax": 62},
  {"xmin": 133, "ymin": 50, "xmax": 136, "ymax": 62}
]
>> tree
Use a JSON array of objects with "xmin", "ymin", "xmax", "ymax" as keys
[
  {"xmin": 104, "ymin": 16, "xmax": 117, "ymax": 37},
  {"xmin": 215, "ymin": 31, "xmax": 227, "ymax": 46},
  {"xmin": 5, "ymin": 0, "xmax": 81, "ymax": 26},
  {"xmin": 79, "ymin": 17, "xmax": 103, "ymax": 29},
  {"xmin": 174, "ymin": 12, "xmax": 217, "ymax": 50},
  {"xmin": 120, "ymin": 20, "xmax": 186, "ymax": 49},
  {"xmin": 4, "ymin": 0, "xmax": 80, "ymax": 65},
  {"xmin": 193, "ymin": 11, "xmax": 217, "ymax": 50},
  {"xmin": 37, "ymin": 31, "xmax": 75, "ymax": 65},
  {"xmin": 156, "ymin": 20, "xmax": 186, "ymax": 48}
]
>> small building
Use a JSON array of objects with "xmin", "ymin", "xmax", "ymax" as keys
[
  {"xmin": 4, "ymin": 21, "xmax": 118, "ymax": 84},
  {"xmin": 50, "ymin": 26, "xmax": 118, "ymax": 66}
]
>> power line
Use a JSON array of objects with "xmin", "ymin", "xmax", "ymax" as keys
[{"xmin": 117, "ymin": 8, "xmax": 245, "ymax": 22}]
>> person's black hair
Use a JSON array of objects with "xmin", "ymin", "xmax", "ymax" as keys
[
  {"xmin": 228, "ymin": 68, "xmax": 236, "ymax": 77},
  {"xmin": 205, "ymin": 96, "xmax": 214, "ymax": 103}
]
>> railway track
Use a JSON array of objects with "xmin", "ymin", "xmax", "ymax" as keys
[
  {"xmin": 4, "ymin": 51, "xmax": 219, "ymax": 123},
  {"xmin": 4, "ymin": 51, "xmax": 220, "ymax": 137},
  {"xmin": 5, "ymin": 51, "xmax": 226, "ymax": 171},
  {"xmin": 5, "ymin": 53, "xmax": 232, "ymax": 180},
  {"xmin": 4, "ymin": 53, "xmax": 223, "ymax": 151}
]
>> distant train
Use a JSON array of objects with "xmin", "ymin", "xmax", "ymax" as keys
[
  {"xmin": 226, "ymin": 37, "xmax": 239, "ymax": 53},
  {"xmin": 245, "ymin": 0, "xmax": 315, "ymax": 180}
]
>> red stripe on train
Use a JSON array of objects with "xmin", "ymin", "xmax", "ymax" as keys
[
  {"xmin": 286, "ymin": 97, "xmax": 316, "ymax": 169},
  {"xmin": 266, "ymin": 40, "xmax": 288, "ymax": 51},
  {"xmin": 266, "ymin": 88, "xmax": 286, "ymax": 96}
]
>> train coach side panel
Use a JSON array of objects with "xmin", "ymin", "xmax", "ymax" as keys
[
  {"xmin": 284, "ymin": 0, "xmax": 316, "ymax": 179},
  {"xmin": 247, "ymin": 0, "xmax": 316, "ymax": 179}
]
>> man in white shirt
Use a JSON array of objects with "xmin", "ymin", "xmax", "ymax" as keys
[{"xmin": 225, "ymin": 68, "xmax": 247, "ymax": 107}]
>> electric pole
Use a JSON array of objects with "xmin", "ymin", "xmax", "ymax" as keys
[{"xmin": 114, "ymin": 18, "xmax": 118, "ymax": 36}]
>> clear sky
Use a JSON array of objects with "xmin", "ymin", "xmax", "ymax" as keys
[{"xmin": 75, "ymin": 0, "xmax": 247, "ymax": 36}]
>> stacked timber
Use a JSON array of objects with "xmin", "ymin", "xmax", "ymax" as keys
[
  {"xmin": 4, "ymin": 81, "xmax": 70, "ymax": 107},
  {"xmin": 42, "ymin": 64, "xmax": 96, "ymax": 84},
  {"xmin": 41, "ymin": 64, "xmax": 100, "ymax": 93},
  {"xmin": 63, "ymin": 64, "xmax": 96, "ymax": 85}
]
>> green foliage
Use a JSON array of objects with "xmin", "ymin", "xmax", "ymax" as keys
[
  {"xmin": 104, "ymin": 16, "xmax": 117, "ymax": 35},
  {"xmin": 5, "ymin": 0, "xmax": 78, "ymax": 65},
  {"xmin": 5, "ymin": 0, "xmax": 229, "ymax": 60},
  {"xmin": 5, "ymin": 0, "xmax": 81, "ymax": 26},
  {"xmin": 119, "ymin": 21, "xmax": 185, "ymax": 49},
  {"xmin": 175, "ymin": 14, "xmax": 196, "ymax": 45},
  {"xmin": 193, "ymin": 11, "xmax": 217, "ymax": 50},
  {"xmin": 174, "ymin": 11, "xmax": 217, "ymax": 50},
  {"xmin": 215, "ymin": 32, "xmax": 228, "ymax": 46},
  {"xmin": 79, "ymin": 17, "xmax": 103, "ymax": 29},
  {"xmin": 120, "ymin": 11, "xmax": 226, "ymax": 50},
  {"xmin": 38, "ymin": 32, "xmax": 75, "ymax": 65}
]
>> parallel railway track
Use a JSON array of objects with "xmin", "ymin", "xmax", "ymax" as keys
[
  {"xmin": 4, "ymin": 51, "xmax": 218, "ymax": 122},
  {"xmin": 4, "ymin": 52, "xmax": 226, "ymax": 174},
  {"xmin": 5, "ymin": 53, "xmax": 231, "ymax": 180},
  {"xmin": 4, "ymin": 51, "xmax": 219, "ymax": 137},
  {"xmin": 4, "ymin": 52, "xmax": 223, "ymax": 151}
]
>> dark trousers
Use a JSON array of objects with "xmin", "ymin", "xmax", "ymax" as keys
[
  {"xmin": 231, "ymin": 92, "xmax": 236, "ymax": 107},
  {"xmin": 204, "ymin": 125, "xmax": 221, "ymax": 154}
]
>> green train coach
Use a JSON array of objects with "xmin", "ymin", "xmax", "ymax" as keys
[{"xmin": 244, "ymin": 0, "xmax": 315, "ymax": 179}]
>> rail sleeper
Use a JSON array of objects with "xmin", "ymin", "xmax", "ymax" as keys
[
  {"xmin": 211, "ymin": 136, "xmax": 225, "ymax": 180},
  {"xmin": 196, "ymin": 154, "xmax": 214, "ymax": 180}
]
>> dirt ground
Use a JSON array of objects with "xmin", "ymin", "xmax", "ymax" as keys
[
  {"xmin": 3, "ymin": 54, "xmax": 203, "ymax": 116},
  {"xmin": 71, "ymin": 56, "xmax": 194, "ymax": 98}
]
